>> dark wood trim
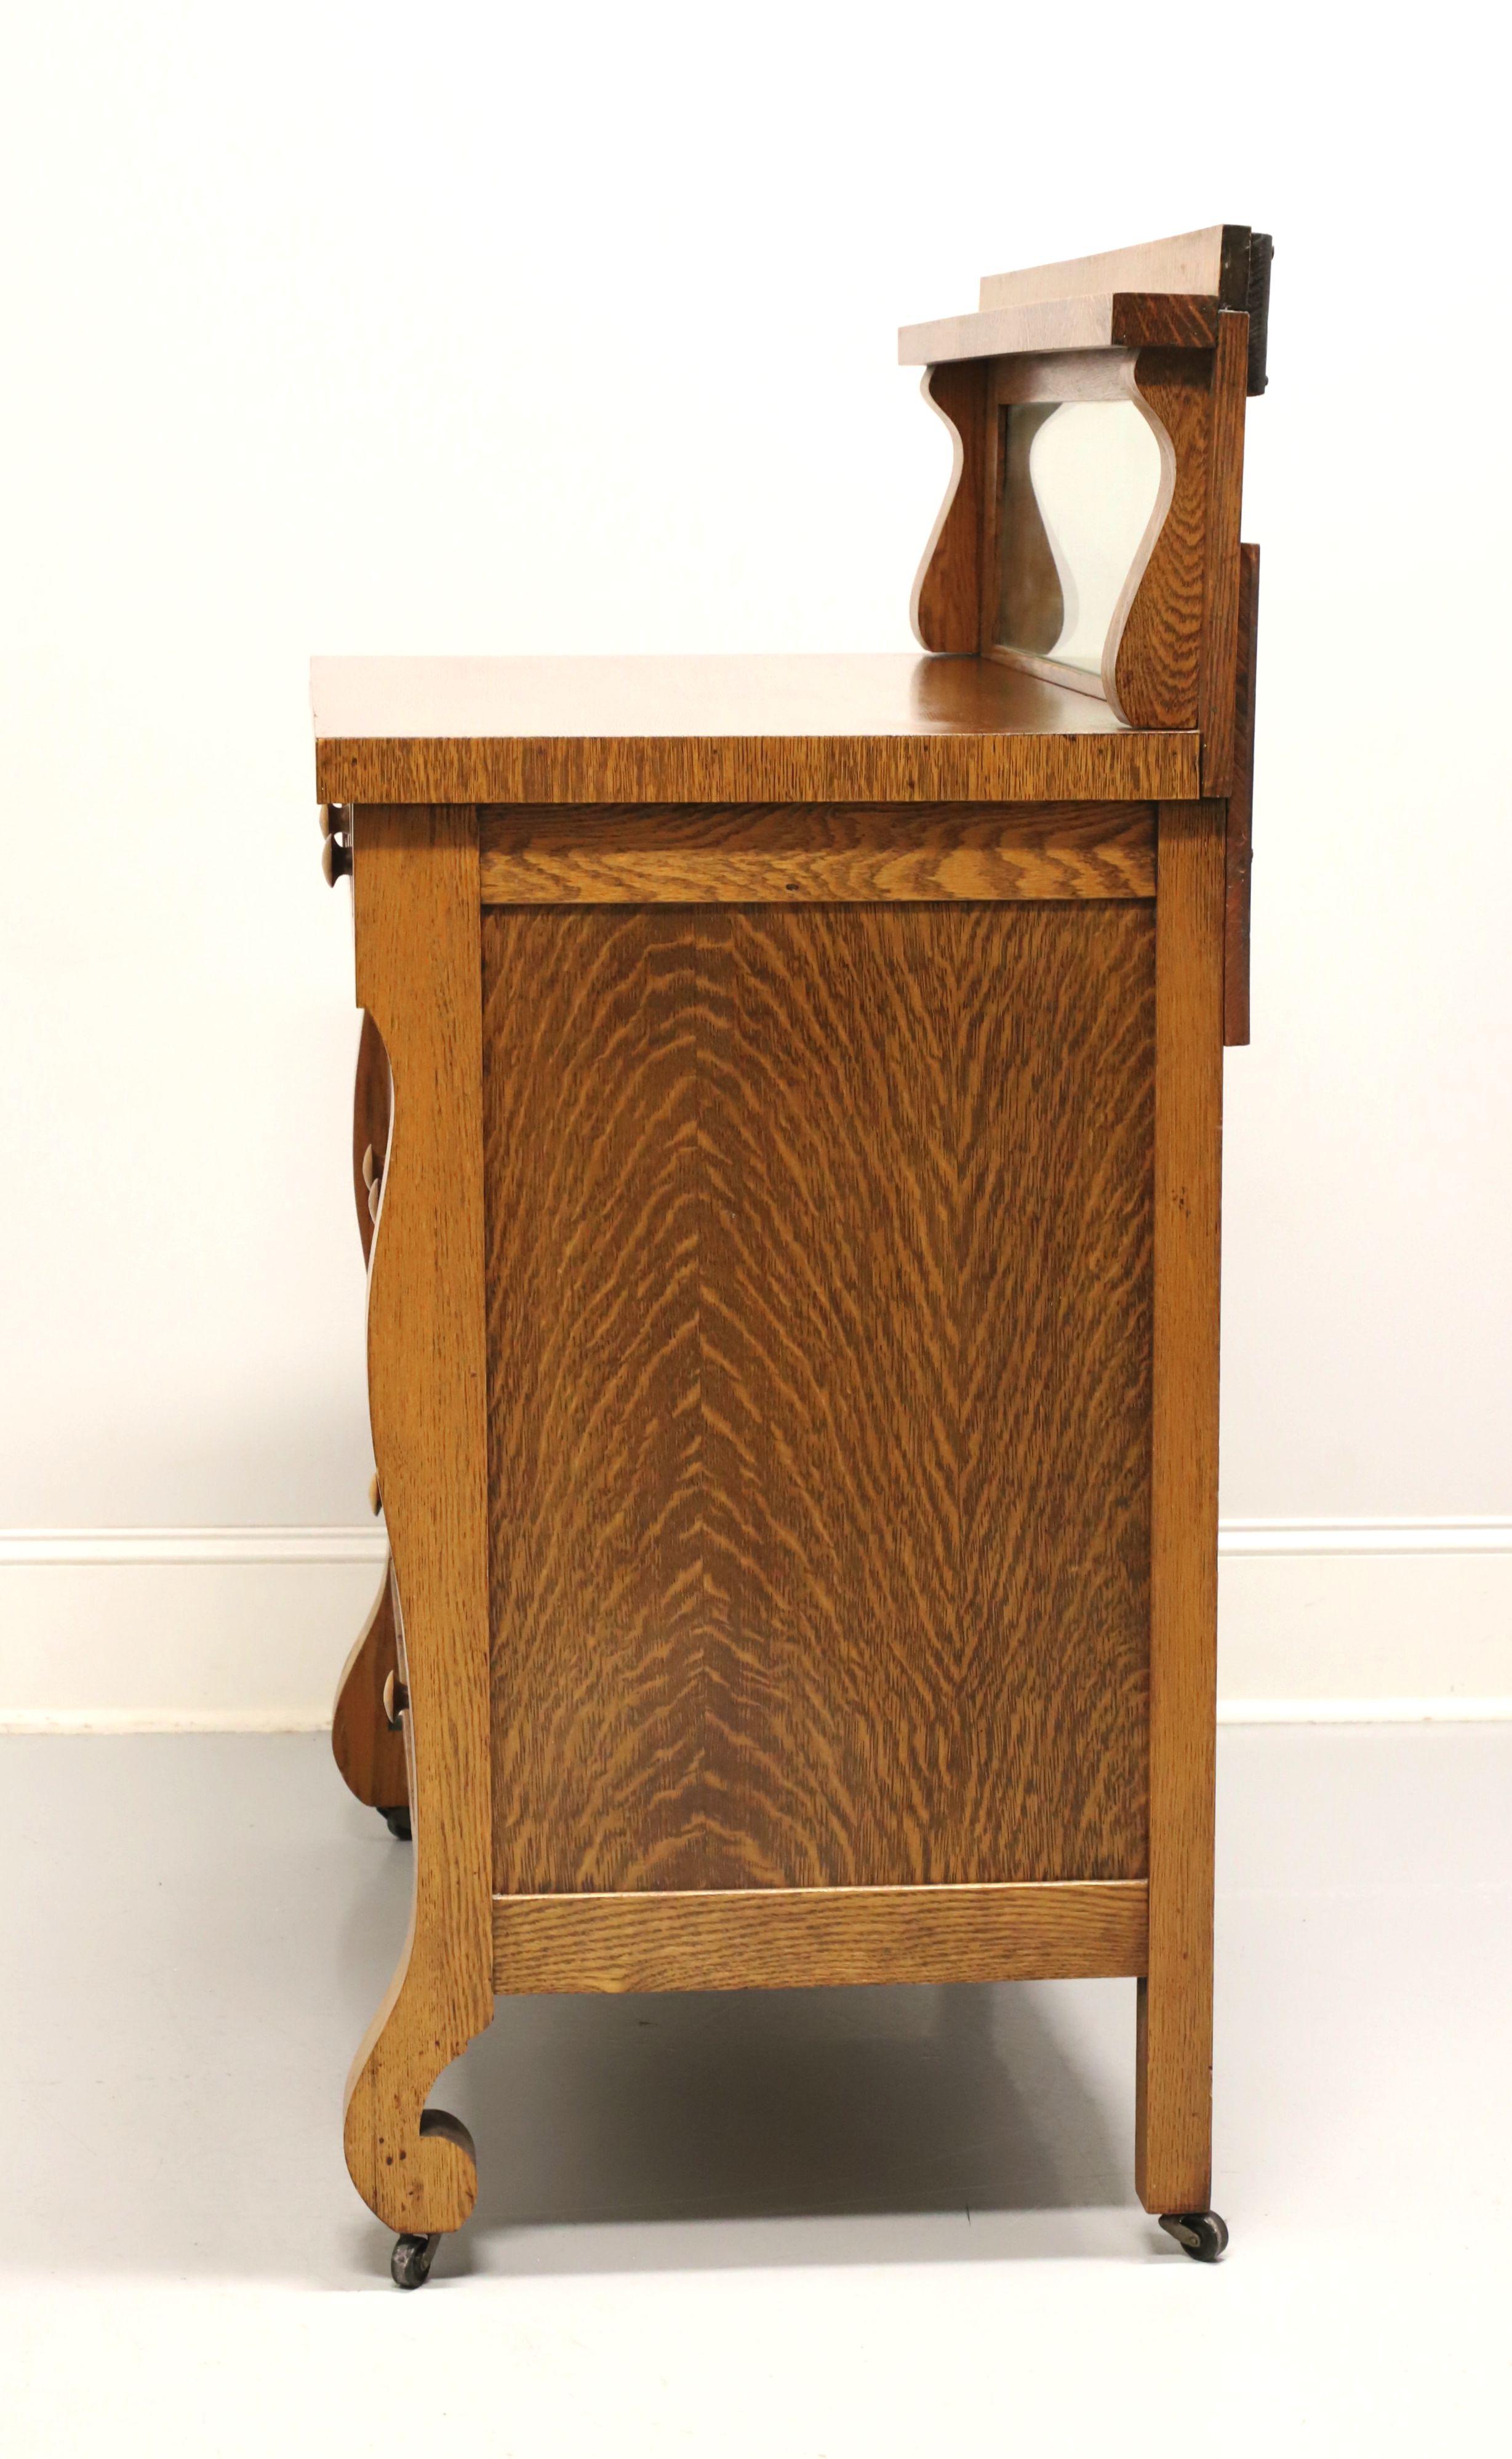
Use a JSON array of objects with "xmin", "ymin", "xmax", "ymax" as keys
[{"xmin": 1224, "ymin": 546, "xmax": 1262, "ymax": 1045}]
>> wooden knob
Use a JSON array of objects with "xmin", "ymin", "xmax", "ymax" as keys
[
  {"xmin": 367, "ymin": 1179, "xmax": 381, "ymax": 1225},
  {"xmin": 321, "ymin": 833, "xmax": 353, "ymax": 887},
  {"xmin": 361, "ymin": 1143, "xmax": 378, "ymax": 1192},
  {"xmin": 368, "ymin": 1471, "xmax": 382, "ymax": 1517},
  {"xmin": 382, "ymin": 1670, "xmax": 409, "ymax": 1730}
]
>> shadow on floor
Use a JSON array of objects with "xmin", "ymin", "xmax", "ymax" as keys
[
  {"xmin": 438, "ymin": 1973, "xmax": 1137, "ymax": 2274},
  {"xmin": 2, "ymin": 1738, "xmax": 1143, "ymax": 2285}
]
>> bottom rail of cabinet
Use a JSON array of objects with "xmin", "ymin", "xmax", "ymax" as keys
[{"xmin": 490, "ymin": 1878, "xmax": 1148, "ymax": 1995}]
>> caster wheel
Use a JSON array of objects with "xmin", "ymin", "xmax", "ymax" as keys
[
  {"xmin": 1159, "ymin": 2210, "xmax": 1229, "ymax": 2263},
  {"xmin": 391, "ymin": 2231, "xmax": 440, "ymax": 2289},
  {"xmin": 380, "ymin": 1805, "xmax": 411, "ymax": 1842}
]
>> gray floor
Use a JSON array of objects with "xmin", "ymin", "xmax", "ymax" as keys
[{"xmin": 3, "ymin": 1727, "xmax": 1510, "ymax": 2453}]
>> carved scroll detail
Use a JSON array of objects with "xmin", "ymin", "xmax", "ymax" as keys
[{"xmin": 342, "ymin": 804, "xmax": 493, "ymax": 2239}]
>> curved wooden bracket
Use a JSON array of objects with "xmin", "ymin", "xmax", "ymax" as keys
[
  {"xmin": 342, "ymin": 803, "xmax": 493, "ymax": 2239},
  {"xmin": 1104, "ymin": 317, "xmax": 1245, "ymax": 739},
  {"xmin": 910, "ymin": 363, "xmax": 987, "ymax": 652},
  {"xmin": 1100, "ymin": 351, "xmax": 1205, "ymax": 726}
]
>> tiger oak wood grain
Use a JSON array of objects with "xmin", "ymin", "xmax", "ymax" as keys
[
  {"xmin": 484, "ymin": 899, "xmax": 1154, "ymax": 1897},
  {"xmin": 478, "ymin": 802, "xmax": 1156, "ymax": 904},
  {"xmin": 492, "ymin": 1881, "xmax": 1149, "ymax": 1994},
  {"xmin": 1136, "ymin": 799, "xmax": 1225, "ymax": 2216},
  {"xmin": 311, "ymin": 654, "xmax": 1198, "ymax": 804},
  {"xmin": 1105, "ymin": 350, "xmax": 1212, "ymax": 729},
  {"xmin": 343, "ymin": 804, "xmax": 493, "ymax": 2240}
]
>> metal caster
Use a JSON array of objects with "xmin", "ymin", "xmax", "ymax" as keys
[
  {"xmin": 1159, "ymin": 2210, "xmax": 1229, "ymax": 2263},
  {"xmin": 391, "ymin": 2231, "xmax": 440, "ymax": 2289},
  {"xmin": 380, "ymin": 1805, "xmax": 411, "ymax": 1841}
]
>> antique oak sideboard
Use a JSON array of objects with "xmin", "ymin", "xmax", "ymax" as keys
[{"xmin": 316, "ymin": 222, "xmax": 1268, "ymax": 2287}]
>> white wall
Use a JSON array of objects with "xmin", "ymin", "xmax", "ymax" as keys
[{"xmin": 2, "ymin": 1, "xmax": 1509, "ymax": 1719}]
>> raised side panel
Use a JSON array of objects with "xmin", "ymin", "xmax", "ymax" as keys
[
  {"xmin": 910, "ymin": 363, "xmax": 986, "ymax": 651},
  {"xmin": 492, "ymin": 1881, "xmax": 1149, "ymax": 1994},
  {"xmin": 1136, "ymin": 799, "xmax": 1225, "ymax": 2215},
  {"xmin": 343, "ymin": 804, "xmax": 492, "ymax": 2240},
  {"xmin": 485, "ymin": 900, "xmax": 1154, "ymax": 1897},
  {"xmin": 478, "ymin": 802, "xmax": 1156, "ymax": 903}
]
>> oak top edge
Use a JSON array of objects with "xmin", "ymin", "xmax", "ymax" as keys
[
  {"xmin": 975, "ymin": 225, "xmax": 1248, "ymax": 314},
  {"xmin": 313, "ymin": 654, "xmax": 1161, "ymax": 744},
  {"xmin": 311, "ymin": 658, "xmax": 1199, "ymax": 804},
  {"xmin": 898, "ymin": 292, "xmax": 1221, "ymax": 367}
]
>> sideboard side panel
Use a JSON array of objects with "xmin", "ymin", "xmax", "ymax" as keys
[{"xmin": 484, "ymin": 890, "xmax": 1154, "ymax": 1896}]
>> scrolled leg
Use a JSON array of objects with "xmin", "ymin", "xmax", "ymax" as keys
[{"xmin": 342, "ymin": 804, "xmax": 494, "ymax": 2260}]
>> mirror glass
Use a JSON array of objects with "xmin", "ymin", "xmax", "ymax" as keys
[{"xmin": 995, "ymin": 402, "xmax": 1163, "ymax": 679}]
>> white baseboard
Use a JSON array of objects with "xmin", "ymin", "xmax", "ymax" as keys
[
  {"xmin": 1, "ymin": 1521, "xmax": 1509, "ymax": 1732},
  {"xmin": 0, "ymin": 1536, "xmax": 385, "ymax": 1731}
]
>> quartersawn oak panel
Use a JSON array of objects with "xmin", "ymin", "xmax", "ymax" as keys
[
  {"xmin": 479, "ymin": 801, "xmax": 1156, "ymax": 905},
  {"xmin": 492, "ymin": 1880, "xmax": 1149, "ymax": 1994},
  {"xmin": 484, "ymin": 901, "xmax": 1154, "ymax": 1895}
]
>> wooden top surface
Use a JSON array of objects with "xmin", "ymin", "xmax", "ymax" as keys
[
  {"xmin": 977, "ymin": 225, "xmax": 1250, "ymax": 314},
  {"xmin": 898, "ymin": 290, "xmax": 1218, "ymax": 367},
  {"xmin": 312, "ymin": 655, "xmax": 1197, "ymax": 804},
  {"xmin": 900, "ymin": 226, "xmax": 1252, "ymax": 368}
]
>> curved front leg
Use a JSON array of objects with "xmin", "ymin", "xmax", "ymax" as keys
[{"xmin": 342, "ymin": 803, "xmax": 493, "ymax": 2240}]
